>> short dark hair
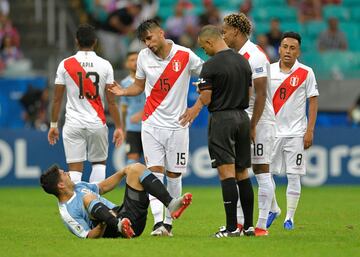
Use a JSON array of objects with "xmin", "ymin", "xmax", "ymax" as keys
[
  {"xmin": 281, "ymin": 31, "xmax": 302, "ymax": 46},
  {"xmin": 199, "ymin": 25, "xmax": 223, "ymax": 40},
  {"xmin": 40, "ymin": 164, "xmax": 61, "ymax": 197},
  {"xmin": 76, "ymin": 23, "xmax": 97, "ymax": 48},
  {"xmin": 126, "ymin": 51, "xmax": 138, "ymax": 58},
  {"xmin": 136, "ymin": 19, "xmax": 161, "ymax": 41}
]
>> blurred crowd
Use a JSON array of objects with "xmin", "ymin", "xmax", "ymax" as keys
[
  {"xmin": 82, "ymin": 0, "xmax": 349, "ymax": 65},
  {"xmin": 0, "ymin": 0, "xmax": 24, "ymax": 72}
]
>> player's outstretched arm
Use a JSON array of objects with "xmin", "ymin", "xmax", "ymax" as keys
[
  {"xmin": 105, "ymin": 84, "xmax": 124, "ymax": 147},
  {"xmin": 108, "ymin": 79, "xmax": 145, "ymax": 96},
  {"xmin": 48, "ymin": 85, "xmax": 65, "ymax": 145},
  {"xmin": 98, "ymin": 169, "xmax": 126, "ymax": 195}
]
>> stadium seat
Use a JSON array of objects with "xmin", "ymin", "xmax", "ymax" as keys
[
  {"xmin": 252, "ymin": 0, "xmax": 287, "ymax": 6},
  {"xmin": 342, "ymin": 0, "xmax": 360, "ymax": 7},
  {"xmin": 253, "ymin": 21, "xmax": 269, "ymax": 35},
  {"xmin": 158, "ymin": 6, "xmax": 174, "ymax": 21},
  {"xmin": 323, "ymin": 5, "xmax": 350, "ymax": 21},
  {"xmin": 301, "ymin": 37, "xmax": 316, "ymax": 52},
  {"xmin": 251, "ymin": 7, "xmax": 297, "ymax": 22},
  {"xmin": 303, "ymin": 21, "xmax": 327, "ymax": 38},
  {"xmin": 280, "ymin": 22, "xmax": 304, "ymax": 34},
  {"xmin": 350, "ymin": 7, "xmax": 360, "ymax": 21}
]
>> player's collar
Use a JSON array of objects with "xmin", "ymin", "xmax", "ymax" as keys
[
  {"xmin": 152, "ymin": 39, "xmax": 175, "ymax": 61},
  {"xmin": 279, "ymin": 59, "xmax": 299, "ymax": 73},
  {"xmin": 239, "ymin": 39, "xmax": 251, "ymax": 53},
  {"xmin": 76, "ymin": 51, "xmax": 96, "ymax": 57}
]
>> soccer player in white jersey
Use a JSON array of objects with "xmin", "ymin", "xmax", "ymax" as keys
[
  {"xmin": 108, "ymin": 19, "xmax": 203, "ymax": 236},
  {"xmin": 221, "ymin": 13, "xmax": 275, "ymax": 236},
  {"xmin": 48, "ymin": 24, "xmax": 124, "ymax": 184},
  {"xmin": 267, "ymin": 32, "xmax": 319, "ymax": 230}
]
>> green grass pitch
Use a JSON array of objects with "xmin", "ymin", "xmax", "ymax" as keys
[{"xmin": 0, "ymin": 186, "xmax": 359, "ymax": 257}]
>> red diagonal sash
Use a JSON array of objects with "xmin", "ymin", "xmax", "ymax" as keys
[
  {"xmin": 143, "ymin": 50, "xmax": 189, "ymax": 121},
  {"xmin": 273, "ymin": 67, "xmax": 308, "ymax": 115},
  {"xmin": 64, "ymin": 57, "xmax": 106, "ymax": 124}
]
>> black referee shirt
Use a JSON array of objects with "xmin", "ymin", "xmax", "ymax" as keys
[{"xmin": 198, "ymin": 49, "xmax": 252, "ymax": 112}]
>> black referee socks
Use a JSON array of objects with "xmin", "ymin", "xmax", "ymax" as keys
[
  {"xmin": 221, "ymin": 177, "xmax": 238, "ymax": 232},
  {"xmin": 238, "ymin": 178, "xmax": 254, "ymax": 230}
]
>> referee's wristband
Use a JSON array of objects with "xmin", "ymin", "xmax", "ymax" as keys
[{"xmin": 50, "ymin": 122, "xmax": 58, "ymax": 128}]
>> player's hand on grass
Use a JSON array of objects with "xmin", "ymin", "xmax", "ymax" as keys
[
  {"xmin": 48, "ymin": 128, "xmax": 59, "ymax": 145},
  {"xmin": 113, "ymin": 127, "xmax": 124, "ymax": 147},
  {"xmin": 108, "ymin": 81, "xmax": 126, "ymax": 96},
  {"xmin": 304, "ymin": 130, "xmax": 313, "ymax": 149}
]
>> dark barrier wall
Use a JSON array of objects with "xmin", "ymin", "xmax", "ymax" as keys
[{"xmin": 0, "ymin": 127, "xmax": 359, "ymax": 186}]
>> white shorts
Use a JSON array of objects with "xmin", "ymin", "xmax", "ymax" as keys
[
  {"xmin": 251, "ymin": 123, "xmax": 275, "ymax": 164},
  {"xmin": 62, "ymin": 124, "xmax": 108, "ymax": 163},
  {"xmin": 141, "ymin": 125, "xmax": 189, "ymax": 173},
  {"xmin": 270, "ymin": 137, "xmax": 306, "ymax": 175}
]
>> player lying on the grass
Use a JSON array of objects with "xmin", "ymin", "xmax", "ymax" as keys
[{"xmin": 40, "ymin": 163, "xmax": 192, "ymax": 239}]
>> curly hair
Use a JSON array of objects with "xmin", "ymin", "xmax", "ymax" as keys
[{"xmin": 223, "ymin": 13, "xmax": 252, "ymax": 36}]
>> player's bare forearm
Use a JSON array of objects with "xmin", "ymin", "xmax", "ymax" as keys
[
  {"xmin": 250, "ymin": 77, "xmax": 267, "ymax": 129},
  {"xmin": 199, "ymin": 90, "xmax": 212, "ymax": 106},
  {"xmin": 121, "ymin": 105, "xmax": 127, "ymax": 131},
  {"xmin": 125, "ymin": 78, "xmax": 145, "ymax": 96},
  {"xmin": 307, "ymin": 96, "xmax": 318, "ymax": 133},
  {"xmin": 106, "ymin": 86, "xmax": 122, "ymax": 129},
  {"xmin": 98, "ymin": 169, "xmax": 126, "ymax": 194},
  {"xmin": 50, "ymin": 85, "xmax": 65, "ymax": 122},
  {"xmin": 87, "ymin": 223, "xmax": 107, "ymax": 239}
]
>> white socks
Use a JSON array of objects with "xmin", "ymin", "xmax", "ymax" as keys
[
  {"xmin": 270, "ymin": 175, "xmax": 280, "ymax": 213},
  {"xmin": 255, "ymin": 173, "xmax": 274, "ymax": 229},
  {"xmin": 89, "ymin": 164, "xmax": 106, "ymax": 183},
  {"xmin": 69, "ymin": 171, "xmax": 82, "ymax": 183},
  {"xmin": 149, "ymin": 172, "xmax": 165, "ymax": 225},
  {"xmin": 236, "ymin": 185, "xmax": 244, "ymax": 226},
  {"xmin": 164, "ymin": 176, "xmax": 182, "ymax": 225},
  {"xmin": 286, "ymin": 174, "xmax": 301, "ymax": 222}
]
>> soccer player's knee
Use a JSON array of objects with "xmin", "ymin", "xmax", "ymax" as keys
[
  {"xmin": 125, "ymin": 163, "xmax": 146, "ymax": 178},
  {"xmin": 287, "ymin": 174, "xmax": 301, "ymax": 193}
]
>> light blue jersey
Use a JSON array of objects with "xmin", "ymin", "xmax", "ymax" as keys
[
  {"xmin": 121, "ymin": 75, "xmax": 146, "ymax": 132},
  {"xmin": 58, "ymin": 182, "xmax": 116, "ymax": 238}
]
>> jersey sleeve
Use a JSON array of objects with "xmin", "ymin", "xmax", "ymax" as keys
[
  {"xmin": 189, "ymin": 49, "xmax": 203, "ymax": 76},
  {"xmin": 250, "ymin": 54, "xmax": 269, "ymax": 80},
  {"xmin": 105, "ymin": 61, "xmax": 114, "ymax": 84},
  {"xmin": 198, "ymin": 62, "xmax": 213, "ymax": 91},
  {"xmin": 59, "ymin": 205, "xmax": 90, "ymax": 238},
  {"xmin": 54, "ymin": 60, "xmax": 66, "ymax": 85},
  {"xmin": 86, "ymin": 182, "xmax": 100, "ymax": 194},
  {"xmin": 305, "ymin": 68, "xmax": 319, "ymax": 98},
  {"xmin": 135, "ymin": 51, "xmax": 146, "ymax": 80}
]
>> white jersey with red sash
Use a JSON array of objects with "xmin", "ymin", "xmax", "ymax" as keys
[
  {"xmin": 270, "ymin": 60, "xmax": 319, "ymax": 137},
  {"xmin": 55, "ymin": 51, "xmax": 114, "ymax": 128},
  {"xmin": 136, "ymin": 40, "xmax": 203, "ymax": 129},
  {"xmin": 239, "ymin": 40, "xmax": 275, "ymax": 124}
]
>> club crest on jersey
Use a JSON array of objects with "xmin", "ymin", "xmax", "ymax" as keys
[
  {"xmin": 290, "ymin": 76, "xmax": 300, "ymax": 87},
  {"xmin": 172, "ymin": 60, "xmax": 181, "ymax": 72}
]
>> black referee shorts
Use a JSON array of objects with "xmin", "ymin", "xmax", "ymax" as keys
[{"xmin": 208, "ymin": 109, "xmax": 251, "ymax": 170}]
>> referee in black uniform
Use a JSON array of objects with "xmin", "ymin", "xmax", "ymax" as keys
[{"xmin": 180, "ymin": 25, "xmax": 252, "ymax": 237}]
